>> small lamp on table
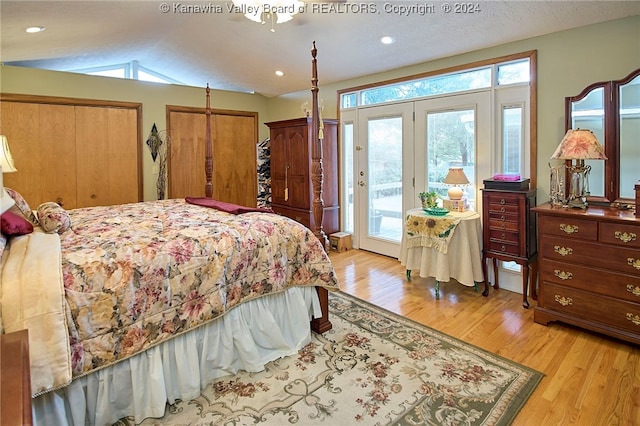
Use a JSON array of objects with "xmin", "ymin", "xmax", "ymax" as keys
[{"xmin": 444, "ymin": 167, "xmax": 470, "ymax": 201}]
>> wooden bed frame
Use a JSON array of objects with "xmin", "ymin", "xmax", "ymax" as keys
[{"xmin": 203, "ymin": 42, "xmax": 332, "ymax": 334}]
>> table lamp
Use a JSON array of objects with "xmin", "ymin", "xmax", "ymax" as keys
[
  {"xmin": 551, "ymin": 129, "xmax": 607, "ymax": 209},
  {"xmin": 443, "ymin": 167, "xmax": 469, "ymax": 200},
  {"xmin": 0, "ymin": 135, "xmax": 17, "ymax": 214}
]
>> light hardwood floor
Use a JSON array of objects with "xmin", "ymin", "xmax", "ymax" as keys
[{"xmin": 327, "ymin": 249, "xmax": 640, "ymax": 426}]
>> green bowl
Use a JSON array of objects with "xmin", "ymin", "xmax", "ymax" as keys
[{"xmin": 423, "ymin": 207, "xmax": 449, "ymax": 216}]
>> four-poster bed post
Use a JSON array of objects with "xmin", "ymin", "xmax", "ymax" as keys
[
  {"xmin": 309, "ymin": 41, "xmax": 332, "ymax": 333},
  {"xmin": 201, "ymin": 43, "xmax": 332, "ymax": 333},
  {"xmin": 205, "ymin": 84, "xmax": 213, "ymax": 198}
]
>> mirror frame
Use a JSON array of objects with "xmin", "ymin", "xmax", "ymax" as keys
[{"xmin": 565, "ymin": 67, "xmax": 640, "ymax": 205}]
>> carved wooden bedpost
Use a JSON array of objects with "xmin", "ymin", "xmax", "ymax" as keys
[
  {"xmin": 205, "ymin": 84, "xmax": 213, "ymax": 198},
  {"xmin": 310, "ymin": 41, "xmax": 329, "ymax": 251},
  {"xmin": 309, "ymin": 41, "xmax": 332, "ymax": 334}
]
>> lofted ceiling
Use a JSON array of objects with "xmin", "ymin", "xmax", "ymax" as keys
[{"xmin": 1, "ymin": 1, "xmax": 639, "ymax": 97}]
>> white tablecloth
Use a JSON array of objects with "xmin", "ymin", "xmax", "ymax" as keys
[{"xmin": 399, "ymin": 209, "xmax": 484, "ymax": 286}]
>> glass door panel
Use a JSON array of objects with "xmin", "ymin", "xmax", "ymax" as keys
[{"xmin": 357, "ymin": 103, "xmax": 413, "ymax": 258}]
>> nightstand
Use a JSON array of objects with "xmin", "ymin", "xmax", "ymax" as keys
[{"xmin": 1, "ymin": 329, "xmax": 32, "ymax": 425}]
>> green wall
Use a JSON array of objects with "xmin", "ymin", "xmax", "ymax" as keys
[{"xmin": 2, "ymin": 15, "xmax": 638, "ymax": 202}]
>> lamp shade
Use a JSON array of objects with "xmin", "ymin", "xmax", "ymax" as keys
[
  {"xmin": 551, "ymin": 129, "xmax": 607, "ymax": 160},
  {"xmin": 443, "ymin": 167, "xmax": 470, "ymax": 185},
  {"xmin": 443, "ymin": 167, "xmax": 469, "ymax": 200},
  {"xmin": 0, "ymin": 135, "xmax": 17, "ymax": 173}
]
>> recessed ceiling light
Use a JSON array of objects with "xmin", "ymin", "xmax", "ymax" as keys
[
  {"xmin": 275, "ymin": 70, "xmax": 285, "ymax": 77},
  {"xmin": 26, "ymin": 26, "xmax": 45, "ymax": 33},
  {"xmin": 380, "ymin": 36, "xmax": 395, "ymax": 45}
]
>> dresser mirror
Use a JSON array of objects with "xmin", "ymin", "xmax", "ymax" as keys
[{"xmin": 565, "ymin": 67, "xmax": 640, "ymax": 205}]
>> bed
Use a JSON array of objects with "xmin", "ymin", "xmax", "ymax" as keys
[{"xmin": 0, "ymin": 42, "xmax": 338, "ymax": 425}]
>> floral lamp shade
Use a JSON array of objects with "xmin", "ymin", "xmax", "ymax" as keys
[{"xmin": 551, "ymin": 129, "xmax": 607, "ymax": 160}]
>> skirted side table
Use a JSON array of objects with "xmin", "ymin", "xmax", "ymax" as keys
[{"xmin": 399, "ymin": 208, "xmax": 486, "ymax": 298}]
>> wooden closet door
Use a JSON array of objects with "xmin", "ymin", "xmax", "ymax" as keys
[
  {"xmin": 75, "ymin": 106, "xmax": 139, "ymax": 207},
  {"xmin": 167, "ymin": 108, "xmax": 258, "ymax": 206},
  {"xmin": 212, "ymin": 114, "xmax": 257, "ymax": 207},
  {"xmin": 168, "ymin": 111, "xmax": 207, "ymax": 198},
  {"xmin": 0, "ymin": 101, "xmax": 77, "ymax": 208}
]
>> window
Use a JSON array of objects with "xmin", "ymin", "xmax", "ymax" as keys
[
  {"xmin": 502, "ymin": 105, "xmax": 524, "ymax": 174},
  {"xmin": 73, "ymin": 60, "xmax": 181, "ymax": 84}
]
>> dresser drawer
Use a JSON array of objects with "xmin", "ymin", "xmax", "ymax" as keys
[
  {"xmin": 488, "ymin": 219, "xmax": 520, "ymax": 232},
  {"xmin": 487, "ymin": 201, "xmax": 519, "ymax": 215},
  {"xmin": 488, "ymin": 229, "xmax": 519, "ymax": 244},
  {"xmin": 487, "ymin": 240, "xmax": 520, "ymax": 256},
  {"xmin": 485, "ymin": 192, "xmax": 522, "ymax": 207},
  {"xmin": 538, "ymin": 215, "xmax": 597, "ymax": 241},
  {"xmin": 542, "ymin": 282, "xmax": 640, "ymax": 335},
  {"xmin": 540, "ymin": 235, "xmax": 640, "ymax": 275},
  {"xmin": 540, "ymin": 259, "xmax": 640, "ymax": 303},
  {"xmin": 599, "ymin": 222, "xmax": 640, "ymax": 249},
  {"xmin": 488, "ymin": 211, "xmax": 519, "ymax": 223}
]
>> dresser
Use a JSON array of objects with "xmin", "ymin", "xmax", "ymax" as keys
[
  {"xmin": 482, "ymin": 189, "xmax": 537, "ymax": 308},
  {"xmin": 533, "ymin": 204, "xmax": 640, "ymax": 345},
  {"xmin": 266, "ymin": 117, "xmax": 339, "ymax": 236}
]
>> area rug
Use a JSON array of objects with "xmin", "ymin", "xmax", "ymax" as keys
[{"xmin": 126, "ymin": 291, "xmax": 543, "ymax": 425}]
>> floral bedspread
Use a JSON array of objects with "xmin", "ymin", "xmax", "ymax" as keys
[{"xmin": 61, "ymin": 199, "xmax": 339, "ymax": 377}]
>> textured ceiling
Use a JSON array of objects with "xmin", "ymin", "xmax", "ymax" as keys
[{"xmin": 1, "ymin": 1, "xmax": 639, "ymax": 97}]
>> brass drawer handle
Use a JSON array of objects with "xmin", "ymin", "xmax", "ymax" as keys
[
  {"xmin": 501, "ymin": 245, "xmax": 506, "ymax": 252},
  {"xmin": 626, "ymin": 313, "xmax": 640, "ymax": 326},
  {"xmin": 628, "ymin": 258, "xmax": 640, "ymax": 270},
  {"xmin": 626, "ymin": 284, "xmax": 640, "ymax": 297},
  {"xmin": 554, "ymin": 270, "xmax": 573, "ymax": 280},
  {"xmin": 615, "ymin": 231, "xmax": 637, "ymax": 243},
  {"xmin": 554, "ymin": 295, "xmax": 573, "ymax": 306},
  {"xmin": 559, "ymin": 224, "xmax": 579, "ymax": 234},
  {"xmin": 500, "ymin": 207, "xmax": 505, "ymax": 213},
  {"xmin": 500, "ymin": 215, "xmax": 505, "ymax": 221},
  {"xmin": 500, "ymin": 199, "xmax": 506, "ymax": 204},
  {"xmin": 554, "ymin": 246, "xmax": 573, "ymax": 256}
]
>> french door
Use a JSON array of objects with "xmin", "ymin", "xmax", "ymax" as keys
[
  {"xmin": 352, "ymin": 92, "xmax": 491, "ymax": 259},
  {"xmin": 356, "ymin": 103, "xmax": 413, "ymax": 258},
  {"xmin": 414, "ymin": 92, "xmax": 492, "ymax": 214}
]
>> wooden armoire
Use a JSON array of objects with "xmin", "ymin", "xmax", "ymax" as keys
[{"xmin": 266, "ymin": 117, "xmax": 339, "ymax": 236}]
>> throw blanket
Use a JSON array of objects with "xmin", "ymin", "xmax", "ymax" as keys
[
  {"xmin": 185, "ymin": 197, "xmax": 273, "ymax": 214},
  {"xmin": 404, "ymin": 211, "xmax": 462, "ymax": 254},
  {"xmin": 1, "ymin": 228, "xmax": 72, "ymax": 395}
]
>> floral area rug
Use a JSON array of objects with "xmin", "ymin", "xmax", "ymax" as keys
[{"xmin": 127, "ymin": 291, "xmax": 543, "ymax": 425}]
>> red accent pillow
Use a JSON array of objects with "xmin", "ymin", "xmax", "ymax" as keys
[{"xmin": 1, "ymin": 210, "xmax": 34, "ymax": 235}]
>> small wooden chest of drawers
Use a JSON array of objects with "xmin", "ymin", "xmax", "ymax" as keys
[
  {"xmin": 482, "ymin": 188, "xmax": 537, "ymax": 308},
  {"xmin": 533, "ymin": 203, "xmax": 640, "ymax": 344}
]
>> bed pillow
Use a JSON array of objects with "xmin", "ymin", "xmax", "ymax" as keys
[
  {"xmin": 1, "ymin": 210, "xmax": 34, "ymax": 235},
  {"xmin": 5, "ymin": 188, "xmax": 39, "ymax": 225},
  {"xmin": 37, "ymin": 202, "xmax": 72, "ymax": 234}
]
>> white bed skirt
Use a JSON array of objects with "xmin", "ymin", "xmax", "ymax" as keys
[{"xmin": 32, "ymin": 286, "xmax": 322, "ymax": 426}]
